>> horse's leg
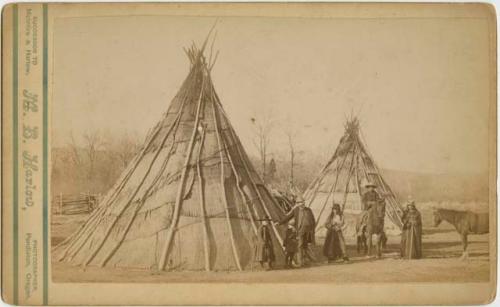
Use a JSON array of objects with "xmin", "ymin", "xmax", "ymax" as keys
[
  {"xmin": 357, "ymin": 236, "xmax": 361, "ymax": 254},
  {"xmin": 363, "ymin": 234, "xmax": 368, "ymax": 255},
  {"xmin": 381, "ymin": 232, "xmax": 388, "ymax": 249},
  {"xmin": 460, "ymin": 233, "xmax": 469, "ymax": 260},
  {"xmin": 373, "ymin": 233, "xmax": 381, "ymax": 259},
  {"xmin": 367, "ymin": 231, "xmax": 372, "ymax": 257}
]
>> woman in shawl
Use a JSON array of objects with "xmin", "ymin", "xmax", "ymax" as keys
[
  {"xmin": 400, "ymin": 200, "xmax": 423, "ymax": 259},
  {"xmin": 323, "ymin": 203, "xmax": 349, "ymax": 263},
  {"xmin": 255, "ymin": 218, "xmax": 275, "ymax": 270}
]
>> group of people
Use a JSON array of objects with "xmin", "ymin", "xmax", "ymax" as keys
[
  {"xmin": 255, "ymin": 181, "xmax": 423, "ymax": 270},
  {"xmin": 255, "ymin": 197, "xmax": 317, "ymax": 270}
]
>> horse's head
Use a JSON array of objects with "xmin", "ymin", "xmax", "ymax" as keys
[{"xmin": 433, "ymin": 210, "xmax": 442, "ymax": 227}]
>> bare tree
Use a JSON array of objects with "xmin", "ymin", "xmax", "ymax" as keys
[
  {"xmin": 250, "ymin": 111, "xmax": 274, "ymax": 183},
  {"xmin": 285, "ymin": 129, "xmax": 296, "ymax": 187},
  {"xmin": 68, "ymin": 132, "xmax": 82, "ymax": 167},
  {"xmin": 284, "ymin": 116, "xmax": 303, "ymax": 192},
  {"xmin": 82, "ymin": 130, "xmax": 106, "ymax": 184},
  {"xmin": 109, "ymin": 132, "xmax": 141, "ymax": 168}
]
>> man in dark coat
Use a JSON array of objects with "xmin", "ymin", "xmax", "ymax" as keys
[
  {"xmin": 362, "ymin": 181, "xmax": 382, "ymax": 211},
  {"xmin": 276, "ymin": 197, "xmax": 316, "ymax": 267},
  {"xmin": 400, "ymin": 200, "xmax": 423, "ymax": 259},
  {"xmin": 357, "ymin": 181, "xmax": 389, "ymax": 250},
  {"xmin": 357, "ymin": 181, "xmax": 382, "ymax": 236},
  {"xmin": 255, "ymin": 218, "xmax": 275, "ymax": 270}
]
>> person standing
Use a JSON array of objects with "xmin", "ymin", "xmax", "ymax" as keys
[
  {"xmin": 323, "ymin": 203, "xmax": 350, "ymax": 263},
  {"xmin": 276, "ymin": 197, "xmax": 316, "ymax": 267},
  {"xmin": 400, "ymin": 200, "xmax": 423, "ymax": 259},
  {"xmin": 283, "ymin": 223, "xmax": 298, "ymax": 268},
  {"xmin": 255, "ymin": 218, "xmax": 275, "ymax": 270},
  {"xmin": 362, "ymin": 181, "xmax": 382, "ymax": 211}
]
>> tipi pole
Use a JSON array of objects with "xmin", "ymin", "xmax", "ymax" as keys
[
  {"xmin": 354, "ymin": 154, "xmax": 364, "ymax": 211},
  {"xmin": 304, "ymin": 156, "xmax": 338, "ymax": 208},
  {"xmin": 57, "ymin": 69, "xmax": 196, "ymax": 260},
  {"xmin": 315, "ymin": 145, "xmax": 355, "ymax": 229},
  {"xmin": 82, "ymin": 77, "xmax": 194, "ymax": 267},
  {"xmin": 97, "ymin": 111, "xmax": 184, "ymax": 267},
  {"xmin": 303, "ymin": 145, "xmax": 341, "ymax": 201},
  {"xmin": 242, "ymin": 157, "xmax": 285, "ymax": 249},
  {"xmin": 211, "ymin": 96, "xmax": 243, "ymax": 271},
  {"xmin": 212, "ymin": 95, "xmax": 285, "ymax": 250},
  {"xmin": 208, "ymin": 88, "xmax": 258, "ymax": 236},
  {"xmin": 340, "ymin": 144, "xmax": 358, "ymax": 212},
  {"xmin": 158, "ymin": 70, "xmax": 207, "ymax": 271},
  {"xmin": 208, "ymin": 85, "xmax": 262, "ymax": 225},
  {"xmin": 195, "ymin": 128, "xmax": 211, "ymax": 271},
  {"xmin": 358, "ymin": 131, "xmax": 403, "ymax": 227},
  {"xmin": 220, "ymin": 129, "xmax": 259, "ymax": 236},
  {"xmin": 208, "ymin": 81, "xmax": 264, "ymax": 234}
]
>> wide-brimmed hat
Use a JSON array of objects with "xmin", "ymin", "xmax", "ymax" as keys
[
  {"xmin": 331, "ymin": 203, "xmax": 341, "ymax": 211},
  {"xmin": 406, "ymin": 196, "xmax": 416, "ymax": 207},
  {"xmin": 363, "ymin": 179, "xmax": 377, "ymax": 188}
]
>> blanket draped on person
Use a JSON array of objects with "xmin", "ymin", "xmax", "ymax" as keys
[
  {"xmin": 255, "ymin": 221, "xmax": 275, "ymax": 269},
  {"xmin": 323, "ymin": 204, "xmax": 349, "ymax": 262},
  {"xmin": 400, "ymin": 201, "xmax": 422, "ymax": 259}
]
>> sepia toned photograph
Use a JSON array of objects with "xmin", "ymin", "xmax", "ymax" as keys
[{"xmin": 2, "ymin": 3, "xmax": 496, "ymax": 305}]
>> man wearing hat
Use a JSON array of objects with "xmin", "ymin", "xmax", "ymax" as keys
[
  {"xmin": 276, "ymin": 196, "xmax": 316, "ymax": 267},
  {"xmin": 362, "ymin": 181, "xmax": 382, "ymax": 211},
  {"xmin": 357, "ymin": 180, "xmax": 385, "ymax": 246}
]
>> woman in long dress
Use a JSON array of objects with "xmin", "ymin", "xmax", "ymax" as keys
[
  {"xmin": 323, "ymin": 203, "xmax": 349, "ymax": 263},
  {"xmin": 400, "ymin": 201, "xmax": 423, "ymax": 259},
  {"xmin": 255, "ymin": 219, "xmax": 275, "ymax": 270}
]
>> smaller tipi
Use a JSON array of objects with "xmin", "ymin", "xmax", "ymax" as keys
[{"xmin": 303, "ymin": 117, "xmax": 403, "ymax": 237}]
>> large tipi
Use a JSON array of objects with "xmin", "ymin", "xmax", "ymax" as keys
[
  {"xmin": 303, "ymin": 118, "xmax": 403, "ymax": 237},
  {"xmin": 54, "ymin": 41, "xmax": 286, "ymax": 271}
]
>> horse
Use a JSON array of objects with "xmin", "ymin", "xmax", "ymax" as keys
[
  {"xmin": 433, "ymin": 208, "xmax": 489, "ymax": 260},
  {"xmin": 356, "ymin": 201, "xmax": 387, "ymax": 258},
  {"xmin": 355, "ymin": 220, "xmax": 368, "ymax": 254}
]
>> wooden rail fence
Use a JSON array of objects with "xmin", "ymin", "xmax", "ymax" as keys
[{"xmin": 52, "ymin": 193, "xmax": 100, "ymax": 215}]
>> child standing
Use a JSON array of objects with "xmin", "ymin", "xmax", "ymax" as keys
[{"xmin": 283, "ymin": 223, "xmax": 298, "ymax": 268}]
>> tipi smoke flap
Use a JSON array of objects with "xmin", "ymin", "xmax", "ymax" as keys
[
  {"xmin": 54, "ymin": 42, "xmax": 286, "ymax": 271},
  {"xmin": 303, "ymin": 117, "xmax": 403, "ymax": 237}
]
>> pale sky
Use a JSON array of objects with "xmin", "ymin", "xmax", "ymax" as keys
[{"xmin": 52, "ymin": 15, "xmax": 492, "ymax": 174}]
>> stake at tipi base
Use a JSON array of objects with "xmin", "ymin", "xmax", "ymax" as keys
[
  {"xmin": 304, "ymin": 117, "xmax": 403, "ymax": 237},
  {"xmin": 54, "ymin": 39, "xmax": 286, "ymax": 271}
]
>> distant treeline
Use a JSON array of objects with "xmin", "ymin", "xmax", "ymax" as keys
[{"xmin": 52, "ymin": 143, "xmax": 488, "ymax": 203}]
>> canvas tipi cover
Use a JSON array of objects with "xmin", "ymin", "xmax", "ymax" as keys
[
  {"xmin": 54, "ymin": 43, "xmax": 286, "ymax": 271},
  {"xmin": 303, "ymin": 118, "xmax": 403, "ymax": 237}
]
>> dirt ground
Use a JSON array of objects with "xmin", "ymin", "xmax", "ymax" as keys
[{"xmin": 51, "ymin": 211, "xmax": 490, "ymax": 283}]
